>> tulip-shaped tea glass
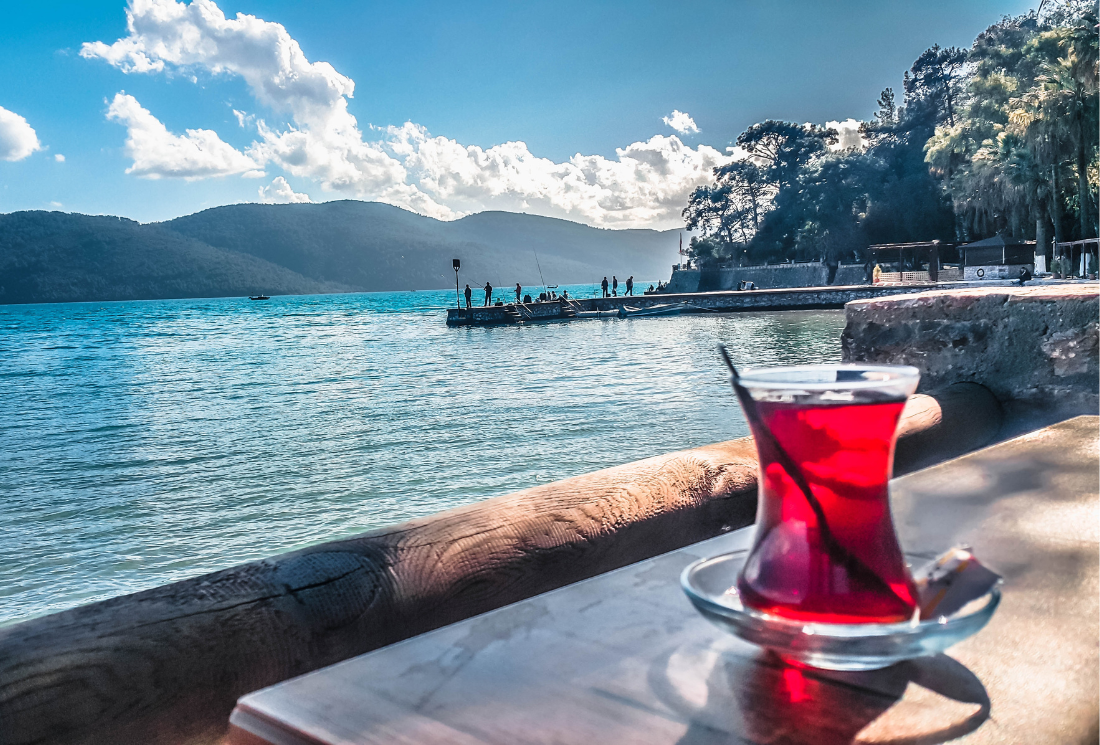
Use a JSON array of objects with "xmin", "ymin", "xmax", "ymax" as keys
[{"xmin": 732, "ymin": 364, "xmax": 921, "ymax": 624}]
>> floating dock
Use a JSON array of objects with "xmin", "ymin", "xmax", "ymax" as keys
[{"xmin": 445, "ymin": 282, "xmax": 944, "ymax": 326}]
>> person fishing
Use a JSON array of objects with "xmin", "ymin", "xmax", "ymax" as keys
[
  {"xmin": 515, "ymin": 283, "xmax": 522, "ymax": 303},
  {"xmin": 625, "ymin": 276, "xmax": 634, "ymax": 296},
  {"xmin": 612, "ymin": 276, "xmax": 618, "ymax": 296},
  {"xmin": 601, "ymin": 277, "xmax": 609, "ymax": 297},
  {"xmin": 483, "ymin": 281, "xmax": 493, "ymax": 306},
  {"xmin": 464, "ymin": 284, "xmax": 472, "ymax": 309}
]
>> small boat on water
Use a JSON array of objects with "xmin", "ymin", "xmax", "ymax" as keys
[
  {"xmin": 617, "ymin": 303, "xmax": 688, "ymax": 318},
  {"xmin": 249, "ymin": 295, "xmax": 270, "ymax": 301},
  {"xmin": 572, "ymin": 307, "xmax": 620, "ymax": 319}
]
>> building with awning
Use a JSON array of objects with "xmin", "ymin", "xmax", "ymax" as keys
[
  {"xmin": 959, "ymin": 236, "xmax": 1035, "ymax": 281},
  {"xmin": 866, "ymin": 241, "xmax": 958, "ymax": 284}
]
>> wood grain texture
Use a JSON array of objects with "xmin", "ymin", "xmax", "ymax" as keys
[{"xmin": 0, "ymin": 385, "xmax": 1003, "ymax": 745}]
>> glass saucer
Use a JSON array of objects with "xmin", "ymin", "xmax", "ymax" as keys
[{"xmin": 681, "ymin": 550, "xmax": 1000, "ymax": 671}]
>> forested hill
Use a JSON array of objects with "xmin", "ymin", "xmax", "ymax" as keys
[
  {"xmin": 0, "ymin": 211, "xmax": 346, "ymax": 305},
  {"xmin": 160, "ymin": 201, "xmax": 678, "ymax": 292},
  {"xmin": 0, "ymin": 203, "xmax": 680, "ymax": 304}
]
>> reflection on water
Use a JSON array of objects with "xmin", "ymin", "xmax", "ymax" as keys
[{"xmin": 0, "ymin": 287, "xmax": 844, "ymax": 624}]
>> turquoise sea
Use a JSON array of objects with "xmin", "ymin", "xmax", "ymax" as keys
[{"xmin": 0, "ymin": 286, "xmax": 845, "ymax": 625}]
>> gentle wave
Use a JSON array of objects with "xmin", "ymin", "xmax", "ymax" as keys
[{"xmin": 0, "ymin": 286, "xmax": 844, "ymax": 625}]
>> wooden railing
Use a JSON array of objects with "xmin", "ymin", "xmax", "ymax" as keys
[{"xmin": 874, "ymin": 268, "xmax": 961, "ymax": 284}]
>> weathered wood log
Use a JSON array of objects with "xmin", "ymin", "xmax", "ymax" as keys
[
  {"xmin": 0, "ymin": 383, "xmax": 1003, "ymax": 745},
  {"xmin": 894, "ymin": 382, "xmax": 1004, "ymax": 474}
]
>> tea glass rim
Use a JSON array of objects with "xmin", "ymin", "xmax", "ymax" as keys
[{"xmin": 735, "ymin": 363, "xmax": 920, "ymax": 392}]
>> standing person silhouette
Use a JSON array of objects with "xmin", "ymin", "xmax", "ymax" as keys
[
  {"xmin": 601, "ymin": 277, "xmax": 609, "ymax": 297},
  {"xmin": 515, "ymin": 283, "xmax": 522, "ymax": 303},
  {"xmin": 612, "ymin": 276, "xmax": 618, "ymax": 296},
  {"xmin": 464, "ymin": 284, "xmax": 472, "ymax": 309},
  {"xmin": 483, "ymin": 282, "xmax": 493, "ymax": 306},
  {"xmin": 625, "ymin": 276, "xmax": 634, "ymax": 296}
]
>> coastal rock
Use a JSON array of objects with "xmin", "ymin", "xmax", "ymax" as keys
[{"xmin": 842, "ymin": 284, "xmax": 1099, "ymax": 417}]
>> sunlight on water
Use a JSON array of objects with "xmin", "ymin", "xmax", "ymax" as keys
[{"xmin": 0, "ymin": 287, "xmax": 845, "ymax": 624}]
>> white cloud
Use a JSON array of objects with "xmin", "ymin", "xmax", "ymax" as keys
[
  {"xmin": 662, "ymin": 110, "xmax": 699, "ymax": 135},
  {"xmin": 82, "ymin": 0, "xmax": 733, "ymax": 228},
  {"xmin": 0, "ymin": 106, "xmax": 42, "ymax": 162},
  {"xmin": 827, "ymin": 118, "xmax": 866, "ymax": 151},
  {"xmin": 81, "ymin": 0, "xmax": 355, "ymax": 119},
  {"xmin": 106, "ymin": 92, "xmax": 260, "ymax": 179},
  {"xmin": 386, "ymin": 124, "xmax": 732, "ymax": 226},
  {"xmin": 258, "ymin": 176, "xmax": 310, "ymax": 203},
  {"xmin": 50, "ymin": 201, "xmax": 63, "ymax": 208},
  {"xmin": 233, "ymin": 109, "xmax": 254, "ymax": 128},
  {"xmin": 54, "ymin": 153, "xmax": 66, "ymax": 162}
]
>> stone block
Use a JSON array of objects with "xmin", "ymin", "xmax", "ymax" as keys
[{"xmin": 842, "ymin": 284, "xmax": 1099, "ymax": 415}]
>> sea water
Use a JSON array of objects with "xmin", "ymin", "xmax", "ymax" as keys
[{"xmin": 0, "ymin": 286, "xmax": 844, "ymax": 625}]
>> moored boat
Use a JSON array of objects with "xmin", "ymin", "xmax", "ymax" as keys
[{"xmin": 617, "ymin": 303, "xmax": 687, "ymax": 318}]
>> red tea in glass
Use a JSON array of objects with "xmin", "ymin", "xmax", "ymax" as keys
[{"xmin": 734, "ymin": 365, "xmax": 920, "ymax": 624}]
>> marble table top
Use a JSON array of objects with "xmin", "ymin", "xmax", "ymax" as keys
[{"xmin": 228, "ymin": 416, "xmax": 1098, "ymax": 745}]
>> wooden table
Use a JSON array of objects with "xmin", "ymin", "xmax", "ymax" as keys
[{"xmin": 229, "ymin": 416, "xmax": 1098, "ymax": 745}]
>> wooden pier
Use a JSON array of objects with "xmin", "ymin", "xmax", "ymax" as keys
[{"xmin": 445, "ymin": 282, "xmax": 946, "ymax": 326}]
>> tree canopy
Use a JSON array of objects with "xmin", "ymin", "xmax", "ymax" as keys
[{"xmin": 683, "ymin": 0, "xmax": 1097, "ymax": 269}]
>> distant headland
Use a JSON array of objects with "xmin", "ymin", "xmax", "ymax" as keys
[{"xmin": 0, "ymin": 202, "xmax": 679, "ymax": 305}]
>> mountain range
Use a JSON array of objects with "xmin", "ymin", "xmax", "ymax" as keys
[{"xmin": 0, "ymin": 201, "xmax": 682, "ymax": 304}]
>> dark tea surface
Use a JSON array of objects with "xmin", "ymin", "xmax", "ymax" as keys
[{"xmin": 737, "ymin": 398, "xmax": 918, "ymax": 623}]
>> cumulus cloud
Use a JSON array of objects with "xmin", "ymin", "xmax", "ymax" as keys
[
  {"xmin": 106, "ymin": 92, "xmax": 261, "ymax": 179},
  {"xmin": 386, "ymin": 124, "xmax": 730, "ymax": 226},
  {"xmin": 83, "ymin": 0, "xmax": 733, "ymax": 227},
  {"xmin": 662, "ymin": 110, "xmax": 699, "ymax": 135},
  {"xmin": 258, "ymin": 176, "xmax": 310, "ymax": 203},
  {"xmin": 827, "ymin": 118, "xmax": 866, "ymax": 151},
  {"xmin": 81, "ymin": 0, "xmax": 355, "ymax": 117},
  {"xmin": 0, "ymin": 106, "xmax": 42, "ymax": 162},
  {"xmin": 54, "ymin": 153, "xmax": 66, "ymax": 162}
]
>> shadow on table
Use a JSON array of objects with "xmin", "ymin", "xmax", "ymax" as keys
[{"xmin": 647, "ymin": 643, "xmax": 989, "ymax": 745}]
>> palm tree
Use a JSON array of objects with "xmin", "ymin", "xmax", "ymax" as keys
[
  {"xmin": 1011, "ymin": 34, "xmax": 1099, "ymax": 240},
  {"xmin": 1000, "ymin": 133, "xmax": 1055, "ymax": 261}
]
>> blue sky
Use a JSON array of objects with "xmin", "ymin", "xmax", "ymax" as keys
[{"xmin": 0, "ymin": 0, "xmax": 1034, "ymax": 227}]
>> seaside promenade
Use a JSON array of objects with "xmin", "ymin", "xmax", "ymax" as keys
[{"xmin": 445, "ymin": 278, "xmax": 1090, "ymax": 326}]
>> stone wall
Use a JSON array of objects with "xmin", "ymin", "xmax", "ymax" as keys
[
  {"xmin": 664, "ymin": 268, "xmax": 701, "ymax": 293},
  {"xmin": 665, "ymin": 262, "xmax": 869, "ymax": 293},
  {"xmin": 834, "ymin": 263, "xmax": 869, "ymax": 285},
  {"xmin": 842, "ymin": 284, "xmax": 1099, "ymax": 425},
  {"xmin": 701, "ymin": 262, "xmax": 828, "ymax": 291}
]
